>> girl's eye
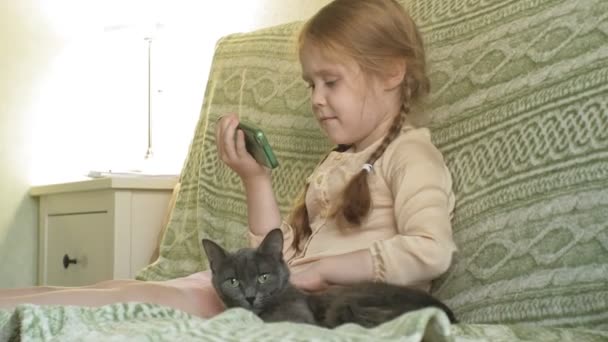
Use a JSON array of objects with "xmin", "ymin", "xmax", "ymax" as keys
[
  {"xmin": 325, "ymin": 80, "xmax": 337, "ymax": 87},
  {"xmin": 225, "ymin": 278, "xmax": 240, "ymax": 288},
  {"xmin": 257, "ymin": 273, "xmax": 270, "ymax": 284},
  {"xmin": 306, "ymin": 82, "xmax": 315, "ymax": 90}
]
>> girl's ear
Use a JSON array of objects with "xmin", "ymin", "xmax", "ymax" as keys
[
  {"xmin": 202, "ymin": 239, "xmax": 228, "ymax": 273},
  {"xmin": 383, "ymin": 59, "xmax": 407, "ymax": 90}
]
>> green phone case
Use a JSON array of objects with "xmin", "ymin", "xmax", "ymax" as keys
[{"xmin": 237, "ymin": 121, "xmax": 279, "ymax": 169}]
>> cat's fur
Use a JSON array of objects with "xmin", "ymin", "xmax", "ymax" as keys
[{"xmin": 202, "ymin": 229, "xmax": 457, "ymax": 328}]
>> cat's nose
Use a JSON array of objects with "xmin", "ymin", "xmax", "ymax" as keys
[{"xmin": 246, "ymin": 296, "xmax": 255, "ymax": 305}]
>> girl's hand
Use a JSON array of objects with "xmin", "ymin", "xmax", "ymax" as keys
[
  {"xmin": 290, "ymin": 262, "xmax": 331, "ymax": 293},
  {"xmin": 215, "ymin": 113, "xmax": 269, "ymax": 182},
  {"xmin": 290, "ymin": 251, "xmax": 374, "ymax": 293}
]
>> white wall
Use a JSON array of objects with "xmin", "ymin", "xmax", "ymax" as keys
[
  {"xmin": 0, "ymin": 0, "xmax": 61, "ymax": 287},
  {"xmin": 0, "ymin": 0, "xmax": 330, "ymax": 287},
  {"xmin": 29, "ymin": 0, "xmax": 332, "ymax": 184}
]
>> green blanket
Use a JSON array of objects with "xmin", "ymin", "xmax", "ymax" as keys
[
  {"xmin": 2, "ymin": 304, "xmax": 606, "ymax": 341},
  {"xmin": 0, "ymin": 305, "xmax": 451, "ymax": 341},
  {"xmin": 0, "ymin": 303, "xmax": 608, "ymax": 342}
]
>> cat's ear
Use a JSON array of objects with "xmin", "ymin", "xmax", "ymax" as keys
[
  {"xmin": 202, "ymin": 239, "xmax": 228, "ymax": 273},
  {"xmin": 258, "ymin": 228, "xmax": 284, "ymax": 257}
]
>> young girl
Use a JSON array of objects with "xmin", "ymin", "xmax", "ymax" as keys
[
  {"xmin": 0, "ymin": 0, "xmax": 455, "ymax": 318},
  {"xmin": 218, "ymin": 0, "xmax": 455, "ymax": 294}
]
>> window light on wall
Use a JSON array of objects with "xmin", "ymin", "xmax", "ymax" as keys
[{"xmin": 29, "ymin": 1, "xmax": 267, "ymax": 184}]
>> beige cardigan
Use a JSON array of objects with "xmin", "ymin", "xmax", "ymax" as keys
[{"xmin": 251, "ymin": 126, "xmax": 456, "ymax": 290}]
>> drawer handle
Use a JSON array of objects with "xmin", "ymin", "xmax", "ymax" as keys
[{"xmin": 62, "ymin": 254, "xmax": 78, "ymax": 269}]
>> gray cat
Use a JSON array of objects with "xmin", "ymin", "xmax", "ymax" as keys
[{"xmin": 202, "ymin": 228, "xmax": 457, "ymax": 328}]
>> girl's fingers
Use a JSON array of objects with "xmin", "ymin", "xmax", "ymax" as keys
[
  {"xmin": 214, "ymin": 113, "xmax": 267, "ymax": 177},
  {"xmin": 222, "ymin": 118, "xmax": 239, "ymax": 162},
  {"xmin": 215, "ymin": 114, "xmax": 237, "ymax": 162},
  {"xmin": 234, "ymin": 129, "xmax": 248, "ymax": 159}
]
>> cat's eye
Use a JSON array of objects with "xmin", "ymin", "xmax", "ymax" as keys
[
  {"xmin": 224, "ymin": 278, "xmax": 240, "ymax": 288},
  {"xmin": 257, "ymin": 273, "xmax": 270, "ymax": 284}
]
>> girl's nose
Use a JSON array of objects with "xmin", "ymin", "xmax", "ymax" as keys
[{"xmin": 311, "ymin": 88, "xmax": 326, "ymax": 107}]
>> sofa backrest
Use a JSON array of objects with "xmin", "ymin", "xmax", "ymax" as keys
[
  {"xmin": 138, "ymin": 0, "xmax": 608, "ymax": 330},
  {"xmin": 414, "ymin": 0, "xmax": 608, "ymax": 329}
]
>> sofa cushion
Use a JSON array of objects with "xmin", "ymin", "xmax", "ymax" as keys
[{"xmin": 413, "ymin": 0, "xmax": 608, "ymax": 329}]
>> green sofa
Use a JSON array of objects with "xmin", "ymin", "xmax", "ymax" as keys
[{"xmin": 2, "ymin": 0, "xmax": 606, "ymax": 340}]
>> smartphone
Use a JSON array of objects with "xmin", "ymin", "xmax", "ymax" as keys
[{"xmin": 236, "ymin": 121, "xmax": 279, "ymax": 169}]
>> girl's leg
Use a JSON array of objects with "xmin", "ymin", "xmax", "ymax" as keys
[
  {"xmin": 0, "ymin": 287, "xmax": 133, "ymax": 310},
  {"xmin": 0, "ymin": 280, "xmax": 139, "ymax": 299},
  {"xmin": 0, "ymin": 272, "xmax": 224, "ymax": 318},
  {"xmin": 0, "ymin": 286, "xmax": 61, "ymax": 299}
]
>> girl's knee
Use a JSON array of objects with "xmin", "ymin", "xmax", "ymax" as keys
[
  {"xmin": 88, "ymin": 279, "xmax": 139, "ymax": 289},
  {"xmin": 193, "ymin": 286, "xmax": 225, "ymax": 318}
]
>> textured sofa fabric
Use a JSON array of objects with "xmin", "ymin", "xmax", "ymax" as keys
[
  {"xmin": 417, "ymin": 0, "xmax": 608, "ymax": 329},
  {"xmin": 137, "ymin": 0, "xmax": 608, "ymax": 337}
]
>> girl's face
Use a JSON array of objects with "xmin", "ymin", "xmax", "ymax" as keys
[{"xmin": 300, "ymin": 44, "xmax": 401, "ymax": 151}]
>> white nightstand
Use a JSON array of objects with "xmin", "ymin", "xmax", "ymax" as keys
[{"xmin": 30, "ymin": 176, "xmax": 178, "ymax": 286}]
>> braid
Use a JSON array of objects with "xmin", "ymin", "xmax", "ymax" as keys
[
  {"xmin": 402, "ymin": 74, "xmax": 414, "ymax": 116},
  {"xmin": 288, "ymin": 184, "xmax": 310, "ymax": 253},
  {"xmin": 336, "ymin": 81, "xmax": 411, "ymax": 228}
]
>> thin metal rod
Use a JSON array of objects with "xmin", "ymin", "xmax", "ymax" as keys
[{"xmin": 145, "ymin": 37, "xmax": 153, "ymax": 159}]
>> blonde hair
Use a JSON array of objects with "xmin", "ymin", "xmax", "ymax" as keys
[{"xmin": 289, "ymin": 0, "xmax": 430, "ymax": 252}]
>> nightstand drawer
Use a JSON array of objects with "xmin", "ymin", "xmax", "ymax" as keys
[
  {"xmin": 33, "ymin": 177, "xmax": 178, "ymax": 286},
  {"xmin": 45, "ymin": 212, "xmax": 113, "ymax": 286}
]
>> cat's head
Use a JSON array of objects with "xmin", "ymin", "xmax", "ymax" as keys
[{"xmin": 201, "ymin": 228, "xmax": 290, "ymax": 314}]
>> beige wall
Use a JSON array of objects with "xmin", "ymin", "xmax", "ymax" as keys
[
  {"xmin": 0, "ymin": 0, "xmax": 330, "ymax": 287},
  {"xmin": 0, "ymin": 0, "xmax": 62, "ymax": 287}
]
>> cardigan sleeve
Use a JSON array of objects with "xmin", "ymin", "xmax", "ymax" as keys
[{"xmin": 370, "ymin": 131, "xmax": 456, "ymax": 286}]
